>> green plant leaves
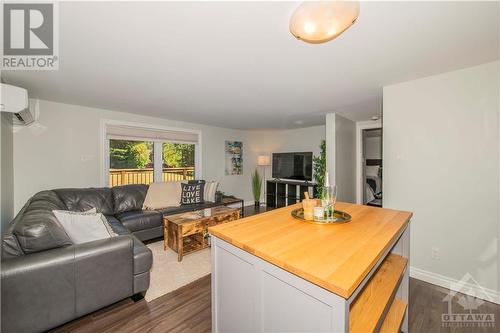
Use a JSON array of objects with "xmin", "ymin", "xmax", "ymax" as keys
[
  {"xmin": 312, "ymin": 140, "xmax": 326, "ymax": 197},
  {"xmin": 251, "ymin": 169, "xmax": 262, "ymax": 202}
]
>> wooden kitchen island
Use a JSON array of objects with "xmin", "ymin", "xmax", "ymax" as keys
[{"xmin": 208, "ymin": 202, "xmax": 412, "ymax": 333}]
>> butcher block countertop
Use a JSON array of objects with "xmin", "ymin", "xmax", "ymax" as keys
[{"xmin": 208, "ymin": 202, "xmax": 412, "ymax": 299}]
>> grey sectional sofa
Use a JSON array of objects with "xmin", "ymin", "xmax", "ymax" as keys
[{"xmin": 0, "ymin": 184, "xmax": 220, "ymax": 333}]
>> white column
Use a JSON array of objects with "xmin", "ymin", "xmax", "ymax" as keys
[
  {"xmin": 325, "ymin": 113, "xmax": 336, "ymax": 186},
  {"xmin": 153, "ymin": 142, "xmax": 163, "ymax": 182}
]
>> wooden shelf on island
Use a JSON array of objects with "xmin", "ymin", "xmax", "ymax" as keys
[
  {"xmin": 349, "ymin": 253, "xmax": 407, "ymax": 333},
  {"xmin": 379, "ymin": 298, "xmax": 407, "ymax": 333}
]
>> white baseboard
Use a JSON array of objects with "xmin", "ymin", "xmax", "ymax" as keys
[{"xmin": 410, "ymin": 266, "xmax": 500, "ymax": 305}]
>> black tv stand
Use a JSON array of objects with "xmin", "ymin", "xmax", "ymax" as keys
[{"xmin": 266, "ymin": 179, "xmax": 317, "ymax": 208}]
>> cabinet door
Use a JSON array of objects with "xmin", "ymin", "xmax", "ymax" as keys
[
  {"xmin": 213, "ymin": 238, "xmax": 347, "ymax": 333},
  {"xmin": 266, "ymin": 182, "xmax": 277, "ymax": 208},
  {"xmin": 266, "ymin": 194, "xmax": 276, "ymax": 208},
  {"xmin": 288, "ymin": 185, "xmax": 298, "ymax": 205},
  {"xmin": 260, "ymin": 270, "xmax": 333, "ymax": 332},
  {"xmin": 215, "ymin": 247, "xmax": 255, "ymax": 332}
]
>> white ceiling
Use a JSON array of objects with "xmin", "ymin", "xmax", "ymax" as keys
[{"xmin": 2, "ymin": 1, "xmax": 499, "ymax": 129}]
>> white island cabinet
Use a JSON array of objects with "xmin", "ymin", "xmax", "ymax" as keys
[{"xmin": 209, "ymin": 203, "xmax": 411, "ymax": 333}]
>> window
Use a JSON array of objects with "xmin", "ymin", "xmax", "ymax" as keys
[
  {"xmin": 109, "ymin": 139, "xmax": 154, "ymax": 186},
  {"xmin": 104, "ymin": 122, "xmax": 200, "ymax": 187},
  {"xmin": 162, "ymin": 143, "xmax": 195, "ymax": 182}
]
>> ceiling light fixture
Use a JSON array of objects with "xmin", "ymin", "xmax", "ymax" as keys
[{"xmin": 289, "ymin": 1, "xmax": 360, "ymax": 44}]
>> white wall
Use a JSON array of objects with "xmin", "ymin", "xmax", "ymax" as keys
[
  {"xmin": 383, "ymin": 61, "xmax": 499, "ymax": 295},
  {"xmin": 13, "ymin": 100, "xmax": 249, "ymax": 212},
  {"xmin": 325, "ymin": 113, "xmax": 335, "ymax": 186},
  {"xmin": 12, "ymin": 99, "xmax": 325, "ymax": 213},
  {"xmin": 326, "ymin": 113, "xmax": 356, "ymax": 203},
  {"xmin": 1, "ymin": 113, "xmax": 14, "ymax": 231},
  {"xmin": 335, "ymin": 114, "xmax": 356, "ymax": 202},
  {"xmin": 246, "ymin": 125, "xmax": 326, "ymax": 198}
]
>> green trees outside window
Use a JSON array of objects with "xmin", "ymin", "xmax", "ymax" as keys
[
  {"xmin": 110, "ymin": 140, "xmax": 153, "ymax": 169},
  {"xmin": 162, "ymin": 143, "xmax": 195, "ymax": 168}
]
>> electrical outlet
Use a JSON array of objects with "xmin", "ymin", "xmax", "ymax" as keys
[{"xmin": 431, "ymin": 247, "xmax": 440, "ymax": 260}]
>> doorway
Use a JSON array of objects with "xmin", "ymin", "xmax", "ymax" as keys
[
  {"xmin": 361, "ymin": 128, "xmax": 382, "ymax": 206},
  {"xmin": 356, "ymin": 119, "xmax": 383, "ymax": 207}
]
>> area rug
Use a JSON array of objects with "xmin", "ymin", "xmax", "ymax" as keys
[{"xmin": 145, "ymin": 241, "xmax": 211, "ymax": 302}]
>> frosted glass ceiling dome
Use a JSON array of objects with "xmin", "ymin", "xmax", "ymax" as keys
[{"xmin": 290, "ymin": 1, "xmax": 360, "ymax": 44}]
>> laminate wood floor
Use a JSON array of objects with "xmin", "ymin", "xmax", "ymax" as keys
[
  {"xmin": 409, "ymin": 278, "xmax": 499, "ymax": 333},
  {"xmin": 50, "ymin": 275, "xmax": 212, "ymax": 333},
  {"xmin": 51, "ymin": 275, "xmax": 499, "ymax": 333}
]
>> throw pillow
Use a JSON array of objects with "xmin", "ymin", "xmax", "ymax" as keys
[
  {"xmin": 14, "ymin": 210, "xmax": 73, "ymax": 254},
  {"xmin": 180, "ymin": 182, "xmax": 205, "ymax": 205},
  {"xmin": 53, "ymin": 210, "xmax": 117, "ymax": 244},
  {"xmin": 204, "ymin": 181, "xmax": 219, "ymax": 202},
  {"xmin": 143, "ymin": 181, "xmax": 184, "ymax": 210}
]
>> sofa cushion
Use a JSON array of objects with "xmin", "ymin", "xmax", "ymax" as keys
[
  {"xmin": 103, "ymin": 216, "xmax": 152, "ymax": 274},
  {"xmin": 142, "ymin": 182, "xmax": 183, "ymax": 210},
  {"xmin": 54, "ymin": 188, "xmax": 114, "ymax": 216},
  {"xmin": 105, "ymin": 215, "xmax": 131, "ymax": 235},
  {"xmin": 2, "ymin": 201, "xmax": 30, "ymax": 258},
  {"xmin": 27, "ymin": 190, "xmax": 68, "ymax": 212},
  {"xmin": 116, "ymin": 210, "xmax": 162, "ymax": 232},
  {"xmin": 131, "ymin": 235, "xmax": 153, "ymax": 275},
  {"xmin": 1, "ymin": 234, "xmax": 23, "ymax": 258},
  {"xmin": 131, "ymin": 227, "xmax": 163, "ymax": 242},
  {"xmin": 112, "ymin": 184, "xmax": 149, "ymax": 214},
  {"xmin": 13, "ymin": 210, "xmax": 73, "ymax": 254}
]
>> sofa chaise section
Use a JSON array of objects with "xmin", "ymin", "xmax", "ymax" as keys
[
  {"xmin": 1, "ymin": 182, "xmax": 221, "ymax": 333},
  {"xmin": 1, "ymin": 235, "xmax": 135, "ymax": 333},
  {"xmin": 1, "ymin": 187, "xmax": 153, "ymax": 333}
]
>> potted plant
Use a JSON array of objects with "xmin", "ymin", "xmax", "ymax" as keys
[
  {"xmin": 251, "ymin": 169, "xmax": 262, "ymax": 206},
  {"xmin": 313, "ymin": 140, "xmax": 326, "ymax": 198}
]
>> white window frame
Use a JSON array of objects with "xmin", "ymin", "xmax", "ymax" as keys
[{"xmin": 100, "ymin": 119, "xmax": 202, "ymax": 187}]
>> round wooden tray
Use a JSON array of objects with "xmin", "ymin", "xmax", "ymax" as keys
[{"xmin": 291, "ymin": 207, "xmax": 352, "ymax": 224}]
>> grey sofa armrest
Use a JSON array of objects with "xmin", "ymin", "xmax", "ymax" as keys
[{"xmin": 1, "ymin": 235, "xmax": 134, "ymax": 333}]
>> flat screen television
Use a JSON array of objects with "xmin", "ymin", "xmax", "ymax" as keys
[{"xmin": 272, "ymin": 152, "xmax": 313, "ymax": 181}]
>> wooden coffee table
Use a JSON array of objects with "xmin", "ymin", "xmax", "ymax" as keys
[
  {"xmin": 221, "ymin": 195, "xmax": 245, "ymax": 217},
  {"xmin": 163, "ymin": 206, "xmax": 240, "ymax": 261}
]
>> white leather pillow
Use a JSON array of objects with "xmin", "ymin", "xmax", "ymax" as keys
[
  {"xmin": 53, "ymin": 210, "xmax": 117, "ymax": 244},
  {"xmin": 204, "ymin": 181, "xmax": 219, "ymax": 202},
  {"xmin": 143, "ymin": 181, "xmax": 183, "ymax": 210},
  {"xmin": 366, "ymin": 165, "xmax": 380, "ymax": 178}
]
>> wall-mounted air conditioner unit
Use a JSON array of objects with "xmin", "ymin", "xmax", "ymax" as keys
[{"xmin": 0, "ymin": 83, "xmax": 35, "ymax": 125}]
